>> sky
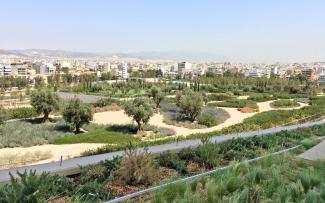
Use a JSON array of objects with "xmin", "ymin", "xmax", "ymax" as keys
[{"xmin": 1, "ymin": 0, "xmax": 325, "ymax": 63}]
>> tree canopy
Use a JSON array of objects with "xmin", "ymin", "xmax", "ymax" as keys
[
  {"xmin": 176, "ymin": 89, "xmax": 203, "ymax": 121},
  {"xmin": 30, "ymin": 90, "xmax": 59, "ymax": 122},
  {"xmin": 63, "ymin": 98, "xmax": 93, "ymax": 133},
  {"xmin": 124, "ymin": 98, "xmax": 154, "ymax": 131}
]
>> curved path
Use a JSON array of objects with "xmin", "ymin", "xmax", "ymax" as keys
[
  {"xmin": 0, "ymin": 119, "xmax": 324, "ymax": 185},
  {"xmin": 93, "ymin": 100, "xmax": 308, "ymax": 137}
]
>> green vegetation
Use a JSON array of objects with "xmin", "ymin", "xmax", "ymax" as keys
[
  {"xmin": 3, "ymin": 107, "xmax": 38, "ymax": 121},
  {"xmin": 248, "ymin": 93, "xmax": 274, "ymax": 102},
  {"xmin": 0, "ymin": 119, "xmax": 72, "ymax": 148},
  {"xmin": 54, "ymin": 126, "xmax": 140, "ymax": 145},
  {"xmin": 31, "ymin": 90, "xmax": 60, "ymax": 122},
  {"xmin": 176, "ymin": 89, "xmax": 204, "ymax": 121},
  {"xmin": 208, "ymin": 98, "xmax": 258, "ymax": 110},
  {"xmin": 197, "ymin": 107, "xmax": 230, "ymax": 127},
  {"xmin": 63, "ymin": 98, "xmax": 93, "ymax": 133},
  {"xmin": 150, "ymin": 86, "xmax": 165, "ymax": 108},
  {"xmin": 207, "ymin": 93, "xmax": 234, "ymax": 101},
  {"xmin": 150, "ymin": 155, "xmax": 325, "ymax": 202},
  {"xmin": 271, "ymin": 99, "xmax": 300, "ymax": 108},
  {"xmin": 0, "ymin": 124, "xmax": 323, "ymax": 202},
  {"xmin": 124, "ymin": 98, "xmax": 154, "ymax": 131},
  {"xmin": 113, "ymin": 146, "xmax": 158, "ymax": 186}
]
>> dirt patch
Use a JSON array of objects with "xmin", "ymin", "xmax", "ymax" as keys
[{"xmin": 238, "ymin": 107, "xmax": 257, "ymax": 113}]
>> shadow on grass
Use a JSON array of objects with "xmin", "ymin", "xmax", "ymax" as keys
[{"xmin": 105, "ymin": 124, "xmax": 138, "ymax": 134}]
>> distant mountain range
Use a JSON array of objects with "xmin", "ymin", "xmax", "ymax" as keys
[{"xmin": 0, "ymin": 49, "xmax": 228, "ymax": 62}]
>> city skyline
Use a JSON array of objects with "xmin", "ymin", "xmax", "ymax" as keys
[{"xmin": 1, "ymin": 0, "xmax": 325, "ymax": 63}]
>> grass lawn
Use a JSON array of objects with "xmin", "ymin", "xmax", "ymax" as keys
[{"xmin": 54, "ymin": 128, "xmax": 140, "ymax": 145}]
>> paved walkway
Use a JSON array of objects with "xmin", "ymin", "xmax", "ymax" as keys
[
  {"xmin": 0, "ymin": 119, "xmax": 324, "ymax": 185},
  {"xmin": 299, "ymin": 140, "xmax": 325, "ymax": 160}
]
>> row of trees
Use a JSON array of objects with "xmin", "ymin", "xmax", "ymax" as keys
[
  {"xmin": 124, "ymin": 87, "xmax": 204, "ymax": 131},
  {"xmin": 30, "ymin": 90, "xmax": 93, "ymax": 133}
]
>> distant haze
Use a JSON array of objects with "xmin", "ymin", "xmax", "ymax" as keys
[{"xmin": 1, "ymin": 0, "xmax": 325, "ymax": 63}]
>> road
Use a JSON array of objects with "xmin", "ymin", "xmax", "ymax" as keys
[{"xmin": 0, "ymin": 119, "xmax": 324, "ymax": 185}]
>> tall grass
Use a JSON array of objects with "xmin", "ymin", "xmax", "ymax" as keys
[
  {"xmin": 150, "ymin": 154, "xmax": 325, "ymax": 202},
  {"xmin": 0, "ymin": 119, "xmax": 72, "ymax": 148}
]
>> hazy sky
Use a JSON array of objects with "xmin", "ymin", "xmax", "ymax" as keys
[{"xmin": 1, "ymin": 0, "xmax": 325, "ymax": 62}]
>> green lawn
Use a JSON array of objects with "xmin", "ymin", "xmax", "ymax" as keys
[{"xmin": 54, "ymin": 128, "xmax": 140, "ymax": 145}]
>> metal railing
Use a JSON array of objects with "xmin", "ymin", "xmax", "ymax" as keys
[{"xmin": 105, "ymin": 136, "xmax": 325, "ymax": 203}]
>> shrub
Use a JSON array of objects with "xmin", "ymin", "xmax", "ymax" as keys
[
  {"xmin": 0, "ymin": 171, "xmax": 73, "ymax": 202},
  {"xmin": 197, "ymin": 107, "xmax": 230, "ymax": 127},
  {"xmin": 197, "ymin": 114, "xmax": 218, "ymax": 127},
  {"xmin": 301, "ymin": 138, "xmax": 320, "ymax": 149},
  {"xmin": 0, "ymin": 120, "xmax": 72, "ymax": 148},
  {"xmin": 271, "ymin": 99, "xmax": 300, "ymax": 108},
  {"xmin": 73, "ymin": 181, "xmax": 110, "ymax": 202},
  {"xmin": 4, "ymin": 107, "xmax": 38, "ymax": 120},
  {"xmin": 79, "ymin": 164, "xmax": 108, "ymax": 184},
  {"xmin": 209, "ymin": 99, "xmax": 258, "ymax": 109},
  {"xmin": 207, "ymin": 93, "xmax": 234, "ymax": 101},
  {"xmin": 157, "ymin": 151, "xmax": 188, "ymax": 175},
  {"xmin": 113, "ymin": 146, "xmax": 158, "ymax": 186},
  {"xmin": 193, "ymin": 139, "xmax": 221, "ymax": 169},
  {"xmin": 248, "ymin": 93, "xmax": 273, "ymax": 102}
]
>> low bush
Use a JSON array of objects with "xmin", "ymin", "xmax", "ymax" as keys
[
  {"xmin": 157, "ymin": 151, "xmax": 188, "ymax": 175},
  {"xmin": 248, "ymin": 93, "xmax": 274, "ymax": 102},
  {"xmin": 73, "ymin": 180, "xmax": 111, "ymax": 202},
  {"xmin": 209, "ymin": 99, "xmax": 258, "ymax": 109},
  {"xmin": 4, "ymin": 107, "xmax": 38, "ymax": 120},
  {"xmin": 271, "ymin": 99, "xmax": 300, "ymax": 108},
  {"xmin": 301, "ymin": 138, "xmax": 320, "ymax": 149},
  {"xmin": 150, "ymin": 155, "xmax": 325, "ymax": 202},
  {"xmin": 0, "ymin": 119, "xmax": 72, "ymax": 148},
  {"xmin": 197, "ymin": 107, "xmax": 230, "ymax": 127},
  {"xmin": 207, "ymin": 93, "xmax": 234, "ymax": 102},
  {"xmin": 0, "ymin": 171, "xmax": 73, "ymax": 203},
  {"xmin": 113, "ymin": 146, "xmax": 158, "ymax": 186}
]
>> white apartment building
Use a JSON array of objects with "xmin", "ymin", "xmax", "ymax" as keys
[
  {"xmin": 178, "ymin": 62, "xmax": 192, "ymax": 78},
  {"xmin": 318, "ymin": 69, "xmax": 325, "ymax": 83},
  {"xmin": 117, "ymin": 64, "xmax": 128, "ymax": 79},
  {"xmin": 0, "ymin": 64, "xmax": 12, "ymax": 76},
  {"xmin": 40, "ymin": 63, "xmax": 56, "ymax": 76}
]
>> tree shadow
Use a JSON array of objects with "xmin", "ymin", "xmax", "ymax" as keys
[{"xmin": 105, "ymin": 124, "xmax": 137, "ymax": 134}]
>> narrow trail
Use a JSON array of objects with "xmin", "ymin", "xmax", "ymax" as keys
[{"xmin": 93, "ymin": 100, "xmax": 308, "ymax": 136}]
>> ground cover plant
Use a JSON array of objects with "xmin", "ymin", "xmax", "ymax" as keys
[
  {"xmin": 150, "ymin": 154, "xmax": 325, "ymax": 203},
  {"xmin": 271, "ymin": 99, "xmax": 300, "ymax": 108},
  {"xmin": 0, "ymin": 119, "xmax": 73, "ymax": 148},
  {"xmin": 3, "ymin": 107, "xmax": 38, "ymax": 121},
  {"xmin": 208, "ymin": 98, "xmax": 259, "ymax": 110},
  {"xmin": 0, "ymin": 123, "xmax": 323, "ymax": 202},
  {"xmin": 248, "ymin": 93, "xmax": 274, "ymax": 102}
]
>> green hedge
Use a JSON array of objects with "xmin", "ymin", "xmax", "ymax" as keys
[
  {"xmin": 209, "ymin": 99, "xmax": 258, "ymax": 109},
  {"xmin": 270, "ymin": 99, "xmax": 300, "ymax": 108},
  {"xmin": 4, "ymin": 108, "xmax": 38, "ymax": 120}
]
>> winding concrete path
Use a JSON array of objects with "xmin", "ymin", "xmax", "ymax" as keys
[{"xmin": 0, "ymin": 119, "xmax": 324, "ymax": 185}]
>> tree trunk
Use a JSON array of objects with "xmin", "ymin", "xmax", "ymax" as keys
[
  {"xmin": 136, "ymin": 121, "xmax": 142, "ymax": 132},
  {"xmin": 75, "ymin": 124, "xmax": 81, "ymax": 134},
  {"xmin": 43, "ymin": 111, "xmax": 49, "ymax": 122}
]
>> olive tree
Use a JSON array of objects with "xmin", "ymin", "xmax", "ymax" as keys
[
  {"xmin": 150, "ymin": 87, "xmax": 165, "ymax": 108},
  {"xmin": 63, "ymin": 98, "xmax": 93, "ymax": 133},
  {"xmin": 176, "ymin": 89, "xmax": 203, "ymax": 121},
  {"xmin": 30, "ymin": 90, "xmax": 59, "ymax": 122},
  {"xmin": 124, "ymin": 98, "xmax": 154, "ymax": 131}
]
